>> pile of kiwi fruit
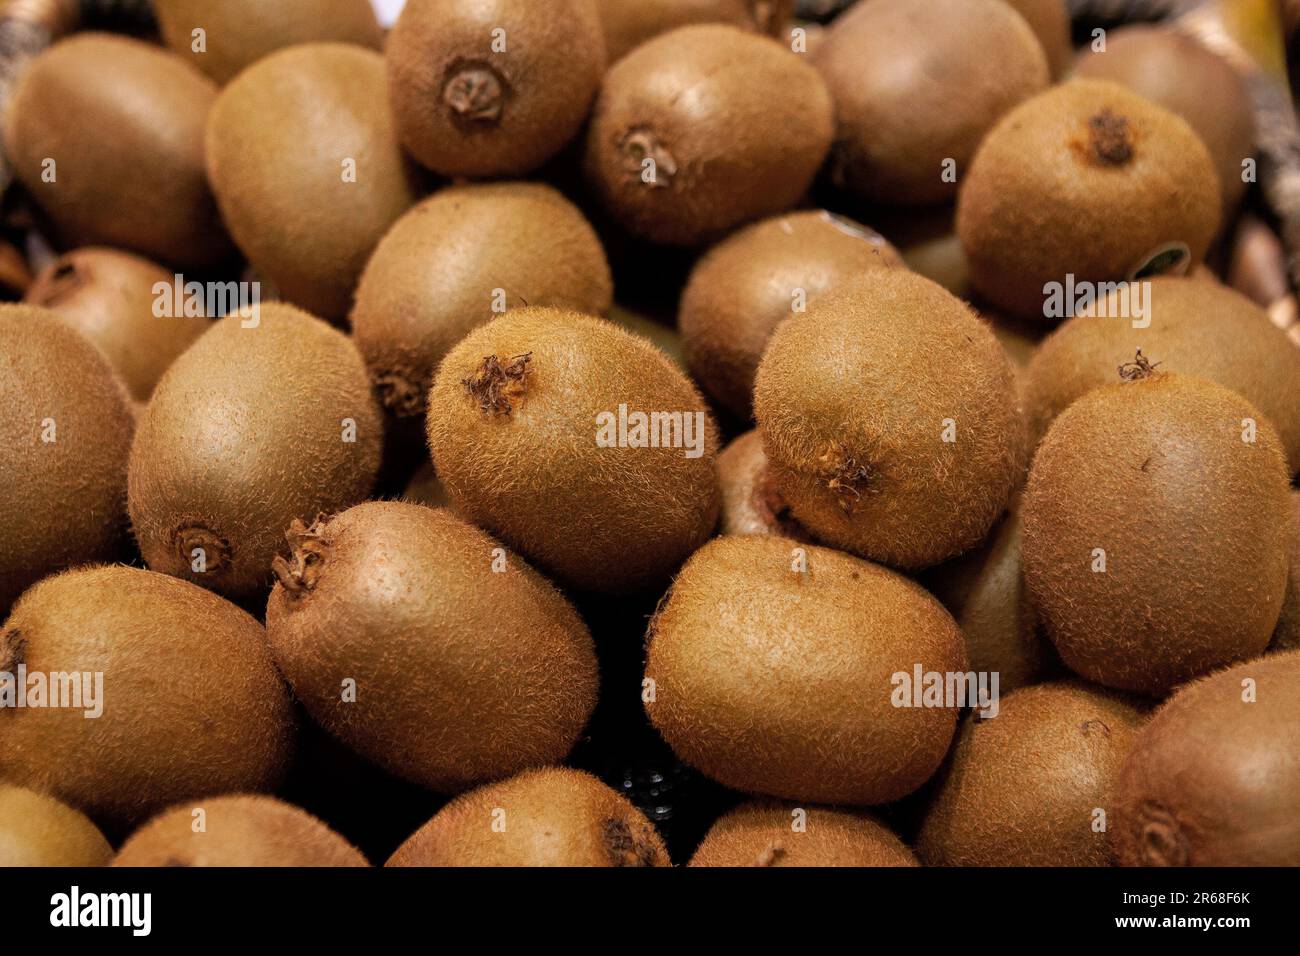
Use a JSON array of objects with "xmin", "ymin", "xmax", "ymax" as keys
[{"xmin": 1, "ymin": 0, "xmax": 1296, "ymax": 873}]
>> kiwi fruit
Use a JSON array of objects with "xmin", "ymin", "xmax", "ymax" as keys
[
  {"xmin": 387, "ymin": 0, "xmax": 606, "ymax": 178},
  {"xmin": 1112, "ymin": 649, "xmax": 1300, "ymax": 866},
  {"xmin": 350, "ymin": 182, "xmax": 613, "ymax": 418},
  {"xmin": 957, "ymin": 80, "xmax": 1222, "ymax": 321},
  {"xmin": 128, "ymin": 302, "xmax": 382, "ymax": 603},
  {"xmin": 645, "ymin": 535, "xmax": 968, "ymax": 804},
  {"xmin": 387, "ymin": 767, "xmax": 669, "ymax": 866},
  {"xmin": 597, "ymin": 0, "xmax": 787, "ymax": 63},
  {"xmin": 917, "ymin": 681, "xmax": 1145, "ymax": 866},
  {"xmin": 922, "ymin": 503, "xmax": 1057, "ymax": 692},
  {"xmin": 608, "ymin": 303, "xmax": 686, "ymax": 368},
  {"xmin": 206, "ymin": 43, "xmax": 419, "ymax": 321},
  {"xmin": 717, "ymin": 430, "xmax": 808, "ymax": 539},
  {"xmin": 113, "ymin": 795, "xmax": 367, "ymax": 867},
  {"xmin": 4, "ymin": 33, "xmax": 230, "ymax": 269},
  {"xmin": 0, "ymin": 306, "xmax": 135, "ymax": 613},
  {"xmin": 0, "ymin": 783, "xmax": 113, "ymax": 867},
  {"xmin": 154, "ymin": 0, "xmax": 382, "ymax": 83},
  {"xmin": 403, "ymin": 461, "xmax": 453, "ymax": 510},
  {"xmin": 1272, "ymin": 491, "xmax": 1300, "ymax": 651},
  {"xmin": 265, "ymin": 502, "xmax": 598, "ymax": 793},
  {"xmin": 24, "ymin": 247, "xmax": 211, "ymax": 402},
  {"xmin": 425, "ymin": 306, "xmax": 720, "ymax": 594},
  {"xmin": 1022, "ymin": 373, "xmax": 1292, "ymax": 695},
  {"xmin": 1074, "ymin": 25, "xmax": 1255, "ymax": 216},
  {"xmin": 689, "ymin": 801, "xmax": 917, "ymax": 867},
  {"xmin": 584, "ymin": 24, "xmax": 833, "ymax": 246},
  {"xmin": 0, "ymin": 565, "xmax": 294, "ymax": 825},
  {"xmin": 814, "ymin": 0, "xmax": 1049, "ymax": 206},
  {"xmin": 679, "ymin": 210, "xmax": 902, "ymax": 419},
  {"xmin": 753, "ymin": 269, "xmax": 1026, "ymax": 571},
  {"xmin": 1024, "ymin": 276, "xmax": 1300, "ymax": 472},
  {"xmin": 1003, "ymin": 0, "xmax": 1072, "ymax": 78}
]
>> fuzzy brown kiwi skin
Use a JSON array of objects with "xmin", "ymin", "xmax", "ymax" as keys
[
  {"xmin": 154, "ymin": 0, "xmax": 383, "ymax": 84},
  {"xmin": 1112, "ymin": 650, "xmax": 1300, "ymax": 866},
  {"xmin": 350, "ymin": 182, "xmax": 613, "ymax": 419},
  {"xmin": 597, "ymin": 0, "xmax": 789, "ymax": 64},
  {"xmin": 0, "ymin": 306, "xmax": 135, "ymax": 614},
  {"xmin": 0, "ymin": 565, "xmax": 294, "ymax": 827},
  {"xmin": 1074, "ymin": 25, "xmax": 1254, "ymax": 217},
  {"xmin": 127, "ymin": 302, "xmax": 382, "ymax": 603},
  {"xmin": 689, "ymin": 801, "xmax": 918, "ymax": 867},
  {"xmin": 753, "ymin": 269, "xmax": 1027, "ymax": 572},
  {"xmin": 1271, "ymin": 491, "xmax": 1300, "ymax": 651},
  {"xmin": 0, "ymin": 784, "xmax": 113, "ymax": 867},
  {"xmin": 584, "ymin": 24, "xmax": 834, "ymax": 247},
  {"xmin": 206, "ymin": 43, "xmax": 419, "ymax": 322},
  {"xmin": 813, "ymin": 0, "xmax": 1049, "ymax": 207},
  {"xmin": 645, "ymin": 535, "xmax": 968, "ymax": 805},
  {"xmin": 1022, "ymin": 374, "xmax": 1291, "ymax": 696},
  {"xmin": 113, "ymin": 795, "xmax": 368, "ymax": 867},
  {"xmin": 264, "ymin": 502, "xmax": 598, "ymax": 794},
  {"xmin": 387, "ymin": 0, "xmax": 606, "ymax": 178},
  {"xmin": 956, "ymin": 80, "xmax": 1221, "ymax": 322},
  {"xmin": 717, "ymin": 430, "xmax": 810, "ymax": 540},
  {"xmin": 1002, "ymin": 0, "xmax": 1071, "ymax": 78},
  {"xmin": 680, "ymin": 210, "xmax": 902, "ymax": 419},
  {"xmin": 1024, "ymin": 276, "xmax": 1300, "ymax": 475},
  {"xmin": 917, "ymin": 681, "xmax": 1145, "ymax": 867},
  {"xmin": 386, "ymin": 767, "xmax": 670, "ymax": 866},
  {"xmin": 24, "ymin": 248, "xmax": 212, "ymax": 402},
  {"xmin": 4, "ymin": 34, "xmax": 232, "ymax": 269},
  {"xmin": 425, "ymin": 306, "xmax": 721, "ymax": 595}
]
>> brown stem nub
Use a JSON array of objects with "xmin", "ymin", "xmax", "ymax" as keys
[
  {"xmin": 462, "ymin": 352, "xmax": 531, "ymax": 415},
  {"xmin": 374, "ymin": 370, "xmax": 426, "ymax": 418},
  {"xmin": 754, "ymin": 842, "xmax": 786, "ymax": 867},
  {"xmin": 1118, "ymin": 348, "xmax": 1161, "ymax": 381},
  {"xmin": 619, "ymin": 128, "xmax": 677, "ymax": 187},
  {"xmin": 173, "ymin": 526, "xmax": 231, "ymax": 575},
  {"xmin": 271, "ymin": 516, "xmax": 330, "ymax": 599},
  {"xmin": 816, "ymin": 442, "xmax": 876, "ymax": 515},
  {"xmin": 1084, "ymin": 109, "xmax": 1134, "ymax": 166},
  {"xmin": 443, "ymin": 63, "xmax": 507, "ymax": 126},
  {"xmin": 1136, "ymin": 801, "xmax": 1190, "ymax": 866}
]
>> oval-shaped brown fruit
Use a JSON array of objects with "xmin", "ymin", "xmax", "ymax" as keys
[
  {"xmin": 585, "ymin": 24, "xmax": 833, "ymax": 246},
  {"xmin": 0, "ymin": 784, "xmax": 113, "ymax": 867},
  {"xmin": 154, "ymin": 0, "xmax": 382, "ymax": 83},
  {"xmin": 957, "ymin": 80, "xmax": 1221, "ymax": 321},
  {"xmin": 114, "ymin": 795, "xmax": 367, "ymax": 867},
  {"xmin": 922, "ymin": 504, "xmax": 1056, "ymax": 692},
  {"xmin": 1113, "ymin": 649, "xmax": 1300, "ymax": 866},
  {"xmin": 1074, "ymin": 25, "xmax": 1254, "ymax": 216},
  {"xmin": 597, "ymin": 0, "xmax": 784, "ymax": 63},
  {"xmin": 24, "ymin": 248, "xmax": 211, "ymax": 402},
  {"xmin": 0, "ymin": 566, "xmax": 294, "ymax": 825},
  {"xmin": 128, "ymin": 302, "xmax": 382, "ymax": 602},
  {"xmin": 4, "ymin": 33, "xmax": 230, "ymax": 268},
  {"xmin": 387, "ymin": 767, "xmax": 670, "ymax": 866},
  {"xmin": 1023, "ymin": 374, "xmax": 1291, "ymax": 695},
  {"xmin": 717, "ymin": 430, "xmax": 808, "ymax": 539},
  {"xmin": 645, "ymin": 536, "xmax": 968, "ymax": 805},
  {"xmin": 917, "ymin": 681, "xmax": 1145, "ymax": 866},
  {"xmin": 0, "ymin": 306, "xmax": 134, "ymax": 612},
  {"xmin": 1004, "ymin": 0, "xmax": 1072, "ymax": 78},
  {"xmin": 690, "ymin": 801, "xmax": 918, "ymax": 867},
  {"xmin": 679, "ymin": 210, "xmax": 902, "ymax": 419},
  {"xmin": 1024, "ymin": 276, "xmax": 1300, "ymax": 473},
  {"xmin": 426, "ymin": 307, "xmax": 720, "ymax": 594},
  {"xmin": 206, "ymin": 43, "xmax": 418, "ymax": 320},
  {"xmin": 814, "ymin": 0, "xmax": 1049, "ymax": 206},
  {"xmin": 1270, "ymin": 490, "xmax": 1300, "ymax": 651},
  {"xmin": 265, "ymin": 502, "xmax": 598, "ymax": 793},
  {"xmin": 351, "ymin": 182, "xmax": 612, "ymax": 418},
  {"xmin": 754, "ymin": 269, "xmax": 1025, "ymax": 571},
  {"xmin": 387, "ymin": 0, "xmax": 605, "ymax": 177}
]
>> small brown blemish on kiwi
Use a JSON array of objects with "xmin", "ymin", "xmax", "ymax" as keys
[
  {"xmin": 754, "ymin": 841, "xmax": 786, "ymax": 867},
  {"xmin": 602, "ymin": 817, "xmax": 659, "ymax": 867},
  {"xmin": 1118, "ymin": 348, "xmax": 1160, "ymax": 382},
  {"xmin": 463, "ymin": 352, "xmax": 532, "ymax": 415},
  {"xmin": 1081, "ymin": 108, "xmax": 1134, "ymax": 166},
  {"xmin": 816, "ymin": 442, "xmax": 876, "ymax": 514},
  {"xmin": 1080, "ymin": 717, "xmax": 1111, "ymax": 738},
  {"xmin": 442, "ymin": 60, "xmax": 509, "ymax": 127},
  {"xmin": 31, "ymin": 261, "xmax": 85, "ymax": 306},
  {"xmin": 619, "ymin": 127, "xmax": 677, "ymax": 187},
  {"xmin": 270, "ymin": 516, "xmax": 331, "ymax": 600},
  {"xmin": 172, "ymin": 525, "xmax": 232, "ymax": 575}
]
